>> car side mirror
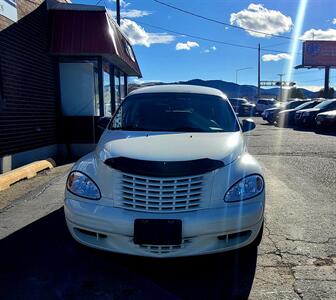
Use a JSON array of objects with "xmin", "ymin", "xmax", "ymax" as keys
[
  {"xmin": 241, "ymin": 118, "xmax": 256, "ymax": 132},
  {"xmin": 97, "ymin": 117, "xmax": 111, "ymax": 131}
]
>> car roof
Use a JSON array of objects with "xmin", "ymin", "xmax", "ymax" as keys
[{"xmin": 128, "ymin": 84, "xmax": 226, "ymax": 98}]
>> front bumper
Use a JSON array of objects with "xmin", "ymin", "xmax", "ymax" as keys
[{"xmin": 64, "ymin": 197, "xmax": 264, "ymax": 257}]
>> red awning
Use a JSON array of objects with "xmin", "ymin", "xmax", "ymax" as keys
[{"xmin": 49, "ymin": 8, "xmax": 141, "ymax": 77}]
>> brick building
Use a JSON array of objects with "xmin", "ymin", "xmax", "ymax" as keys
[{"xmin": 0, "ymin": 0, "xmax": 141, "ymax": 173}]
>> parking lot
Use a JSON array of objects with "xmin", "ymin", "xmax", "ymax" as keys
[{"xmin": 0, "ymin": 117, "xmax": 335, "ymax": 300}]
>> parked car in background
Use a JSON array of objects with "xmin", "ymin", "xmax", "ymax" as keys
[
  {"xmin": 228, "ymin": 98, "xmax": 256, "ymax": 116},
  {"xmin": 262, "ymin": 100, "xmax": 308, "ymax": 124},
  {"xmin": 277, "ymin": 100, "xmax": 322, "ymax": 127},
  {"xmin": 315, "ymin": 110, "xmax": 336, "ymax": 131},
  {"xmin": 256, "ymin": 99, "xmax": 277, "ymax": 115},
  {"xmin": 64, "ymin": 85, "xmax": 265, "ymax": 257},
  {"xmin": 295, "ymin": 99, "xmax": 336, "ymax": 127}
]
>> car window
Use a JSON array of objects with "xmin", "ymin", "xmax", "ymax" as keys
[
  {"xmin": 286, "ymin": 101, "xmax": 305, "ymax": 109},
  {"xmin": 314, "ymin": 100, "xmax": 336, "ymax": 109},
  {"xmin": 110, "ymin": 93, "xmax": 240, "ymax": 132},
  {"xmin": 294, "ymin": 101, "xmax": 317, "ymax": 110}
]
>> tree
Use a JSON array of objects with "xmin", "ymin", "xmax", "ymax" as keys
[
  {"xmin": 287, "ymin": 87, "xmax": 305, "ymax": 99},
  {"xmin": 318, "ymin": 87, "xmax": 334, "ymax": 99}
]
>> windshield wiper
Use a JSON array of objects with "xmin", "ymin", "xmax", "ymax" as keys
[{"xmin": 117, "ymin": 125, "xmax": 150, "ymax": 131}]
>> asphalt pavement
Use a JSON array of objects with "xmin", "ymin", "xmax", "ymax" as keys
[{"xmin": 0, "ymin": 117, "xmax": 335, "ymax": 300}]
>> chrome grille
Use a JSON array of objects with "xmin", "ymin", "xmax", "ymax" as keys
[{"xmin": 121, "ymin": 173, "xmax": 204, "ymax": 212}]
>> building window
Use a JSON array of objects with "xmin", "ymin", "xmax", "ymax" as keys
[
  {"xmin": 59, "ymin": 59, "xmax": 100, "ymax": 116},
  {"xmin": 103, "ymin": 69, "xmax": 112, "ymax": 117},
  {"xmin": 114, "ymin": 73, "xmax": 121, "ymax": 108}
]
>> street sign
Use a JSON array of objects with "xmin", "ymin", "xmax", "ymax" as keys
[
  {"xmin": 302, "ymin": 40, "xmax": 336, "ymax": 67},
  {"xmin": 0, "ymin": 0, "xmax": 17, "ymax": 22}
]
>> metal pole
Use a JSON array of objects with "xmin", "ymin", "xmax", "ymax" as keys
[
  {"xmin": 116, "ymin": 0, "xmax": 121, "ymax": 25},
  {"xmin": 236, "ymin": 67, "xmax": 253, "ymax": 85},
  {"xmin": 324, "ymin": 66, "xmax": 330, "ymax": 99},
  {"xmin": 278, "ymin": 73, "xmax": 284, "ymax": 101},
  {"xmin": 257, "ymin": 43, "xmax": 261, "ymax": 99}
]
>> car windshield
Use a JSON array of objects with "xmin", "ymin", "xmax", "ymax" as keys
[
  {"xmin": 110, "ymin": 93, "xmax": 240, "ymax": 132},
  {"xmin": 294, "ymin": 101, "xmax": 318, "ymax": 110},
  {"xmin": 314, "ymin": 100, "xmax": 336, "ymax": 109},
  {"xmin": 286, "ymin": 101, "xmax": 306, "ymax": 109}
]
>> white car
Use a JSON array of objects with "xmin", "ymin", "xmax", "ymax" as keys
[
  {"xmin": 64, "ymin": 85, "xmax": 265, "ymax": 257},
  {"xmin": 256, "ymin": 99, "xmax": 277, "ymax": 115}
]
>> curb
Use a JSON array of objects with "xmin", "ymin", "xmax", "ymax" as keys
[{"xmin": 0, "ymin": 159, "xmax": 55, "ymax": 192}]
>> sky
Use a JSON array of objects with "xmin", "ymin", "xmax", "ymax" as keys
[{"xmin": 74, "ymin": 0, "xmax": 336, "ymax": 91}]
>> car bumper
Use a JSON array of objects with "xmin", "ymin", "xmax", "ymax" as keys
[
  {"xmin": 316, "ymin": 118, "xmax": 336, "ymax": 129},
  {"xmin": 64, "ymin": 197, "xmax": 264, "ymax": 257}
]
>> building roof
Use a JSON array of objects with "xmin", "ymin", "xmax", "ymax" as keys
[
  {"xmin": 129, "ymin": 84, "xmax": 227, "ymax": 97},
  {"xmin": 48, "ymin": 2, "xmax": 141, "ymax": 77}
]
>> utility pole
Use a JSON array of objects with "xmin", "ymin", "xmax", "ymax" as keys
[
  {"xmin": 257, "ymin": 43, "xmax": 261, "ymax": 99},
  {"xmin": 324, "ymin": 66, "xmax": 330, "ymax": 99},
  {"xmin": 278, "ymin": 73, "xmax": 285, "ymax": 101},
  {"xmin": 116, "ymin": 0, "xmax": 121, "ymax": 25}
]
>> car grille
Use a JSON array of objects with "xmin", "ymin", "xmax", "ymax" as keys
[
  {"xmin": 120, "ymin": 173, "xmax": 204, "ymax": 212},
  {"xmin": 138, "ymin": 238, "xmax": 192, "ymax": 254},
  {"xmin": 295, "ymin": 112, "xmax": 302, "ymax": 119}
]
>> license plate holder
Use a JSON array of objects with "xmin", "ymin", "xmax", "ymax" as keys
[{"xmin": 134, "ymin": 219, "xmax": 182, "ymax": 245}]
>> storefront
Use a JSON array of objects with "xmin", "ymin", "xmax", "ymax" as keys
[{"xmin": 0, "ymin": 0, "xmax": 141, "ymax": 173}]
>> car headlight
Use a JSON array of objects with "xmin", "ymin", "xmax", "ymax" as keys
[
  {"xmin": 66, "ymin": 171, "xmax": 101, "ymax": 200},
  {"xmin": 302, "ymin": 112, "xmax": 310, "ymax": 117},
  {"xmin": 224, "ymin": 175, "xmax": 264, "ymax": 202}
]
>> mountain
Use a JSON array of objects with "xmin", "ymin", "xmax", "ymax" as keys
[{"xmin": 129, "ymin": 79, "xmax": 317, "ymax": 99}]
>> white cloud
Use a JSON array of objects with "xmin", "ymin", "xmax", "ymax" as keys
[
  {"xmin": 300, "ymin": 28, "xmax": 336, "ymax": 40},
  {"xmin": 108, "ymin": 9, "xmax": 152, "ymax": 18},
  {"xmin": 296, "ymin": 85, "xmax": 323, "ymax": 92},
  {"xmin": 203, "ymin": 46, "xmax": 217, "ymax": 53},
  {"xmin": 332, "ymin": 18, "xmax": 336, "ymax": 25},
  {"xmin": 120, "ymin": 19, "xmax": 175, "ymax": 47},
  {"xmin": 176, "ymin": 41, "xmax": 199, "ymax": 51},
  {"xmin": 230, "ymin": 3, "xmax": 293, "ymax": 38},
  {"xmin": 262, "ymin": 53, "xmax": 292, "ymax": 62}
]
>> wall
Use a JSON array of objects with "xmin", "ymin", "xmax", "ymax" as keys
[{"xmin": 0, "ymin": 2, "xmax": 59, "ymax": 161}]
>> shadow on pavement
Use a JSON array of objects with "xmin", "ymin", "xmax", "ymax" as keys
[{"xmin": 0, "ymin": 208, "xmax": 257, "ymax": 300}]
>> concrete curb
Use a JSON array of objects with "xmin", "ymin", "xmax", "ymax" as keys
[{"xmin": 0, "ymin": 159, "xmax": 55, "ymax": 192}]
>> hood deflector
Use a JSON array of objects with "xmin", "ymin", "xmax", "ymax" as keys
[{"xmin": 104, "ymin": 157, "xmax": 224, "ymax": 177}]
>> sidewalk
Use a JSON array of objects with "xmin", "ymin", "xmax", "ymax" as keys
[{"xmin": 0, "ymin": 164, "xmax": 72, "ymax": 239}]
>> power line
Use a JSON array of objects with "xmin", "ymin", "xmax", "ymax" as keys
[
  {"xmin": 136, "ymin": 21, "xmax": 300, "ymax": 55},
  {"xmin": 152, "ymin": 0, "xmax": 292, "ymax": 40}
]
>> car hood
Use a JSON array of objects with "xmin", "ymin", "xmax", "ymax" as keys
[
  {"xmin": 96, "ymin": 130, "xmax": 245, "ymax": 166},
  {"xmin": 318, "ymin": 110, "xmax": 336, "ymax": 116},
  {"xmin": 279, "ymin": 109, "xmax": 295, "ymax": 115},
  {"xmin": 265, "ymin": 108, "xmax": 281, "ymax": 114}
]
